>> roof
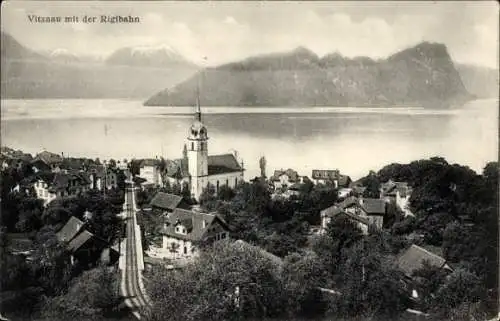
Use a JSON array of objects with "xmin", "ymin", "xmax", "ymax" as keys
[
  {"xmin": 360, "ymin": 198, "xmax": 386, "ymax": 215},
  {"xmin": 271, "ymin": 168, "xmax": 299, "ymax": 182},
  {"xmin": 165, "ymin": 158, "xmax": 190, "ymax": 178},
  {"xmin": 397, "ymin": 244, "xmax": 449, "ymax": 277},
  {"xmin": 34, "ymin": 151, "xmax": 62, "ymax": 165},
  {"xmin": 381, "ymin": 180, "xmax": 411, "ymax": 198},
  {"xmin": 49, "ymin": 172, "xmax": 91, "ymax": 192},
  {"xmin": 141, "ymin": 158, "xmax": 159, "ymax": 167},
  {"xmin": 338, "ymin": 211, "xmax": 370, "ymax": 226},
  {"xmin": 288, "ymin": 182, "xmax": 303, "ymax": 191},
  {"xmin": 150, "ymin": 192, "xmax": 183, "ymax": 211},
  {"xmin": 208, "ymin": 154, "xmax": 243, "ymax": 175},
  {"xmin": 312, "ymin": 169, "xmax": 340, "ymax": 180},
  {"xmin": 161, "ymin": 208, "xmax": 229, "ymax": 242},
  {"xmin": 321, "ymin": 196, "xmax": 358, "ymax": 217},
  {"xmin": 59, "ymin": 158, "xmax": 92, "ymax": 171},
  {"xmin": 56, "ymin": 216, "xmax": 85, "ymax": 243},
  {"xmin": 233, "ymin": 240, "xmax": 284, "ymax": 267},
  {"xmin": 338, "ymin": 174, "xmax": 352, "ymax": 187},
  {"xmin": 67, "ymin": 230, "xmax": 94, "ymax": 252}
]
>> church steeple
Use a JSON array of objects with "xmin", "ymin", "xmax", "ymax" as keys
[{"xmin": 195, "ymin": 84, "xmax": 201, "ymax": 121}]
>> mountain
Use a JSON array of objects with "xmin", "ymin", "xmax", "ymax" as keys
[
  {"xmin": 105, "ymin": 45, "xmax": 197, "ymax": 69},
  {"xmin": 1, "ymin": 32, "xmax": 199, "ymax": 99},
  {"xmin": 1, "ymin": 32, "xmax": 45, "ymax": 60},
  {"xmin": 455, "ymin": 63, "xmax": 498, "ymax": 99},
  {"xmin": 48, "ymin": 48, "xmax": 81, "ymax": 63},
  {"xmin": 144, "ymin": 42, "xmax": 474, "ymax": 108}
]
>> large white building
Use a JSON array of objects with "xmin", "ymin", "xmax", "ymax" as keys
[{"xmin": 164, "ymin": 103, "xmax": 245, "ymax": 201}]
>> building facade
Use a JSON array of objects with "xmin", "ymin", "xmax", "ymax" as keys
[
  {"xmin": 146, "ymin": 208, "xmax": 230, "ymax": 261},
  {"xmin": 163, "ymin": 103, "xmax": 244, "ymax": 201}
]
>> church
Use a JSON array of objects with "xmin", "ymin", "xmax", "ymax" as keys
[{"xmin": 163, "ymin": 102, "xmax": 245, "ymax": 201}]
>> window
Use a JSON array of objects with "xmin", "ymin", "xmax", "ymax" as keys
[
  {"xmin": 235, "ymin": 178, "xmax": 238, "ymax": 187},
  {"xmin": 191, "ymin": 142, "xmax": 194, "ymax": 150},
  {"xmin": 226, "ymin": 179, "xmax": 228, "ymax": 186},
  {"xmin": 221, "ymin": 233, "xmax": 226, "ymax": 239},
  {"xmin": 216, "ymin": 181, "xmax": 219, "ymax": 193},
  {"xmin": 184, "ymin": 247, "xmax": 187, "ymax": 255}
]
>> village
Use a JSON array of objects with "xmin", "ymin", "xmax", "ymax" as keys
[{"xmin": 1, "ymin": 101, "xmax": 496, "ymax": 321}]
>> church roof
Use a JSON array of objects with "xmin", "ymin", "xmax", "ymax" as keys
[
  {"xmin": 208, "ymin": 153, "xmax": 243, "ymax": 175},
  {"xmin": 165, "ymin": 158, "xmax": 189, "ymax": 178}
]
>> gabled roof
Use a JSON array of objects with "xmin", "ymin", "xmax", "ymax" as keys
[
  {"xmin": 359, "ymin": 198, "xmax": 386, "ymax": 215},
  {"xmin": 67, "ymin": 230, "xmax": 94, "ymax": 252},
  {"xmin": 165, "ymin": 158, "xmax": 189, "ymax": 179},
  {"xmin": 141, "ymin": 158, "xmax": 159, "ymax": 167},
  {"xmin": 162, "ymin": 209, "xmax": 229, "ymax": 242},
  {"xmin": 56, "ymin": 216, "xmax": 85, "ymax": 243},
  {"xmin": 234, "ymin": 240, "xmax": 284, "ymax": 268},
  {"xmin": 49, "ymin": 172, "xmax": 91, "ymax": 192},
  {"xmin": 321, "ymin": 196, "xmax": 358, "ymax": 217},
  {"xmin": 397, "ymin": 244, "xmax": 450, "ymax": 277},
  {"xmin": 150, "ymin": 192, "xmax": 183, "ymax": 211},
  {"xmin": 34, "ymin": 151, "xmax": 62, "ymax": 165},
  {"xmin": 208, "ymin": 153, "xmax": 243, "ymax": 175},
  {"xmin": 338, "ymin": 211, "xmax": 370, "ymax": 226},
  {"xmin": 271, "ymin": 168, "xmax": 299, "ymax": 182}
]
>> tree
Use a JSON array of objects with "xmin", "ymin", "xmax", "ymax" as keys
[
  {"xmin": 328, "ymin": 241, "xmax": 410, "ymax": 318},
  {"xmin": 313, "ymin": 217, "xmax": 364, "ymax": 279},
  {"xmin": 282, "ymin": 251, "xmax": 328, "ymax": 317},
  {"xmin": 147, "ymin": 240, "xmax": 285, "ymax": 321},
  {"xmin": 31, "ymin": 226, "xmax": 73, "ymax": 296},
  {"xmin": 362, "ymin": 171, "xmax": 380, "ymax": 198},
  {"xmin": 259, "ymin": 156, "xmax": 266, "ymax": 178},
  {"xmin": 128, "ymin": 159, "xmax": 141, "ymax": 177},
  {"xmin": 431, "ymin": 268, "xmax": 486, "ymax": 318},
  {"xmin": 41, "ymin": 265, "xmax": 120, "ymax": 318}
]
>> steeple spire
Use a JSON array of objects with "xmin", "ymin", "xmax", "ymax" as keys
[{"xmin": 195, "ymin": 82, "xmax": 201, "ymax": 121}]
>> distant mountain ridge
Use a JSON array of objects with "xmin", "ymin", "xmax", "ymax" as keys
[
  {"xmin": 105, "ymin": 45, "xmax": 197, "ymax": 69},
  {"xmin": 1, "ymin": 32, "xmax": 199, "ymax": 99},
  {"xmin": 145, "ymin": 42, "xmax": 497, "ymax": 108}
]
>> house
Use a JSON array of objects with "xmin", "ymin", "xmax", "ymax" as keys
[
  {"xmin": 284, "ymin": 182, "xmax": 303, "ymax": 198},
  {"xmin": 139, "ymin": 158, "xmax": 162, "ymax": 186},
  {"xmin": 320, "ymin": 196, "xmax": 386, "ymax": 233},
  {"xmin": 56, "ymin": 216, "xmax": 115, "ymax": 267},
  {"xmin": 270, "ymin": 168, "xmax": 300, "ymax": 190},
  {"xmin": 34, "ymin": 171, "xmax": 91, "ymax": 206},
  {"xmin": 337, "ymin": 188, "xmax": 353, "ymax": 200},
  {"xmin": 146, "ymin": 208, "xmax": 231, "ymax": 261},
  {"xmin": 87, "ymin": 165, "xmax": 119, "ymax": 190},
  {"xmin": 149, "ymin": 192, "xmax": 189, "ymax": 214},
  {"xmin": 380, "ymin": 179, "xmax": 413, "ymax": 216},
  {"xmin": 0, "ymin": 153, "xmax": 33, "ymax": 171},
  {"xmin": 31, "ymin": 150, "xmax": 63, "ymax": 172},
  {"xmin": 357, "ymin": 197, "xmax": 386, "ymax": 229},
  {"xmin": 396, "ymin": 244, "xmax": 453, "ymax": 300},
  {"xmin": 312, "ymin": 169, "xmax": 351, "ymax": 187}
]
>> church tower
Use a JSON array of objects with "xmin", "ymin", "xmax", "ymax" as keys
[{"xmin": 187, "ymin": 96, "xmax": 208, "ymax": 200}]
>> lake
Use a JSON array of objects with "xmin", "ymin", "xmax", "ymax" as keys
[{"xmin": 1, "ymin": 99, "xmax": 497, "ymax": 180}]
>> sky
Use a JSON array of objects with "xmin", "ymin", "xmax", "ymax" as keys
[{"xmin": 1, "ymin": 1, "xmax": 498, "ymax": 68}]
